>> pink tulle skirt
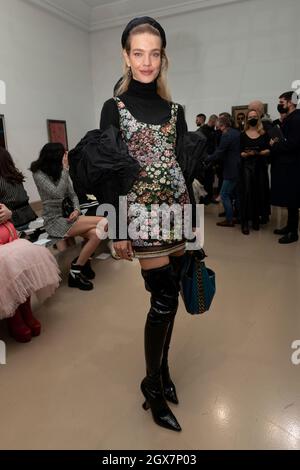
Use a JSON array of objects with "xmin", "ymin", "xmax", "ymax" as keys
[{"xmin": 0, "ymin": 239, "xmax": 60, "ymax": 319}]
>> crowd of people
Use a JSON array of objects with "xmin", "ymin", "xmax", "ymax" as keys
[{"xmin": 195, "ymin": 93, "xmax": 300, "ymax": 242}]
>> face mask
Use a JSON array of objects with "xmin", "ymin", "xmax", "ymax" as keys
[
  {"xmin": 277, "ymin": 104, "xmax": 288, "ymax": 114},
  {"xmin": 248, "ymin": 118, "xmax": 258, "ymax": 127}
]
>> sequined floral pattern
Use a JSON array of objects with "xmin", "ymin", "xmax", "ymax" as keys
[{"xmin": 116, "ymin": 97, "xmax": 190, "ymax": 248}]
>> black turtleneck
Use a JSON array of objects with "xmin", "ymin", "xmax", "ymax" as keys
[{"xmin": 100, "ymin": 78, "xmax": 187, "ymax": 136}]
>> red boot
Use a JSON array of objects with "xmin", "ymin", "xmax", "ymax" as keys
[
  {"xmin": 7, "ymin": 308, "xmax": 32, "ymax": 343},
  {"xmin": 20, "ymin": 298, "xmax": 41, "ymax": 337}
]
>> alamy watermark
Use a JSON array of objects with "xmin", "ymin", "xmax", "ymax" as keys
[
  {"xmin": 291, "ymin": 340, "xmax": 300, "ymax": 366},
  {"xmin": 0, "ymin": 80, "xmax": 6, "ymax": 105},
  {"xmin": 95, "ymin": 197, "xmax": 204, "ymax": 250},
  {"xmin": 0, "ymin": 340, "xmax": 6, "ymax": 365},
  {"xmin": 292, "ymin": 80, "xmax": 300, "ymax": 109}
]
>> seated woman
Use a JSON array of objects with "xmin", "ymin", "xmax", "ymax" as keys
[
  {"xmin": 0, "ymin": 204, "xmax": 60, "ymax": 343},
  {"xmin": 31, "ymin": 143, "xmax": 104, "ymax": 291},
  {"xmin": 0, "ymin": 147, "xmax": 37, "ymax": 230}
]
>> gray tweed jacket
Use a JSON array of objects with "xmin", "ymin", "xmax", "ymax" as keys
[{"xmin": 33, "ymin": 169, "xmax": 80, "ymax": 238}]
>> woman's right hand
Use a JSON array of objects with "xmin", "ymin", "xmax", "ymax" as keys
[
  {"xmin": 113, "ymin": 240, "xmax": 134, "ymax": 261},
  {"xmin": 62, "ymin": 151, "xmax": 69, "ymax": 170}
]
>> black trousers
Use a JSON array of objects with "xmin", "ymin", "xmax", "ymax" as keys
[{"xmin": 287, "ymin": 207, "xmax": 300, "ymax": 234}]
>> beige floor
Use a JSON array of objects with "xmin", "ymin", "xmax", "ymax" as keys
[{"xmin": 0, "ymin": 205, "xmax": 300, "ymax": 450}]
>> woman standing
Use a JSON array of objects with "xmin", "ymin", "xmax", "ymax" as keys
[
  {"xmin": 240, "ymin": 110, "xmax": 270, "ymax": 234},
  {"xmin": 100, "ymin": 17, "xmax": 196, "ymax": 432},
  {"xmin": 31, "ymin": 143, "xmax": 104, "ymax": 291}
]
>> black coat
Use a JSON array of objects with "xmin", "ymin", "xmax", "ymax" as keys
[{"xmin": 271, "ymin": 109, "xmax": 300, "ymax": 208}]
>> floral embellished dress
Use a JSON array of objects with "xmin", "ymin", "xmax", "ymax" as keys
[{"xmin": 115, "ymin": 97, "xmax": 190, "ymax": 258}]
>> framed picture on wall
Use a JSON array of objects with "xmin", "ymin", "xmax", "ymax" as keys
[
  {"xmin": 231, "ymin": 104, "xmax": 268, "ymax": 131},
  {"xmin": 47, "ymin": 119, "xmax": 68, "ymax": 150},
  {"xmin": 0, "ymin": 114, "xmax": 7, "ymax": 149}
]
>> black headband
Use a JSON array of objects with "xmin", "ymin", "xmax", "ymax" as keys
[{"xmin": 121, "ymin": 16, "xmax": 167, "ymax": 49}]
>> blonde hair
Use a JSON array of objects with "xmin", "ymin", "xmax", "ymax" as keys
[
  {"xmin": 115, "ymin": 23, "xmax": 171, "ymax": 101},
  {"xmin": 244, "ymin": 110, "xmax": 265, "ymax": 135}
]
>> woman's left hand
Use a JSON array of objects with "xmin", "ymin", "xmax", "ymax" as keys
[
  {"xmin": 68, "ymin": 210, "xmax": 80, "ymax": 222},
  {"xmin": 0, "ymin": 204, "xmax": 12, "ymax": 224}
]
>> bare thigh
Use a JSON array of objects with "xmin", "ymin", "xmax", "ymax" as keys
[
  {"xmin": 139, "ymin": 249, "xmax": 186, "ymax": 271},
  {"xmin": 170, "ymin": 249, "xmax": 185, "ymax": 258},
  {"xmin": 66, "ymin": 215, "xmax": 103, "ymax": 239},
  {"xmin": 139, "ymin": 256, "xmax": 169, "ymax": 271}
]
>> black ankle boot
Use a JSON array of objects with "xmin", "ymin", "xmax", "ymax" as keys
[
  {"xmin": 68, "ymin": 264, "xmax": 93, "ymax": 291},
  {"xmin": 72, "ymin": 257, "xmax": 95, "ymax": 280},
  {"xmin": 141, "ymin": 264, "xmax": 181, "ymax": 432},
  {"xmin": 141, "ymin": 376, "xmax": 181, "ymax": 432}
]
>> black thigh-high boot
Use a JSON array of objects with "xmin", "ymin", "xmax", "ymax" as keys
[
  {"xmin": 161, "ymin": 255, "xmax": 185, "ymax": 405},
  {"xmin": 141, "ymin": 263, "xmax": 181, "ymax": 432}
]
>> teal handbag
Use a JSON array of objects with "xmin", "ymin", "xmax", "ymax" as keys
[{"xmin": 180, "ymin": 249, "xmax": 216, "ymax": 315}]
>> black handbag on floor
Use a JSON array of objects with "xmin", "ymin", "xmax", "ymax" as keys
[{"xmin": 180, "ymin": 249, "xmax": 216, "ymax": 315}]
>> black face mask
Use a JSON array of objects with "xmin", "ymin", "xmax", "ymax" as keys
[
  {"xmin": 248, "ymin": 118, "xmax": 259, "ymax": 127},
  {"xmin": 277, "ymin": 104, "xmax": 288, "ymax": 114}
]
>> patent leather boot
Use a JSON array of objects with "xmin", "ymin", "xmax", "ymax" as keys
[
  {"xmin": 141, "ymin": 264, "xmax": 182, "ymax": 432},
  {"xmin": 160, "ymin": 255, "xmax": 185, "ymax": 404}
]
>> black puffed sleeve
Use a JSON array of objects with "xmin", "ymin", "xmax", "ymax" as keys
[
  {"xmin": 100, "ymin": 98, "xmax": 120, "ymax": 130},
  {"xmin": 99, "ymin": 98, "xmax": 128, "ymax": 240}
]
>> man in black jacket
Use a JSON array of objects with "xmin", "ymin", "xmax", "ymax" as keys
[
  {"xmin": 270, "ymin": 91, "xmax": 300, "ymax": 244},
  {"xmin": 206, "ymin": 116, "xmax": 240, "ymax": 227}
]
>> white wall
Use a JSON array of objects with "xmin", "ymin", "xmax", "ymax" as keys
[
  {"xmin": 1, "ymin": 0, "xmax": 299, "ymax": 202},
  {"xmin": 91, "ymin": 0, "xmax": 300, "ymax": 130},
  {"xmin": 0, "ymin": 0, "xmax": 94, "ymax": 201}
]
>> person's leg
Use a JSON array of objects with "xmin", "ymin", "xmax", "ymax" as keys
[
  {"xmin": 239, "ymin": 167, "xmax": 250, "ymax": 234},
  {"xmin": 218, "ymin": 180, "xmax": 236, "ymax": 225},
  {"xmin": 252, "ymin": 167, "xmax": 260, "ymax": 231},
  {"xmin": 278, "ymin": 207, "xmax": 299, "ymax": 244},
  {"xmin": 68, "ymin": 228, "xmax": 101, "ymax": 290},
  {"xmin": 161, "ymin": 249, "xmax": 185, "ymax": 405},
  {"xmin": 76, "ymin": 228, "xmax": 101, "ymax": 266},
  {"xmin": 203, "ymin": 167, "xmax": 214, "ymax": 203},
  {"xmin": 287, "ymin": 207, "xmax": 299, "ymax": 234},
  {"xmin": 19, "ymin": 297, "xmax": 41, "ymax": 337},
  {"xmin": 7, "ymin": 306, "xmax": 32, "ymax": 343},
  {"xmin": 139, "ymin": 255, "xmax": 181, "ymax": 432},
  {"xmin": 216, "ymin": 163, "xmax": 223, "ymax": 194},
  {"xmin": 66, "ymin": 215, "xmax": 103, "ymax": 238}
]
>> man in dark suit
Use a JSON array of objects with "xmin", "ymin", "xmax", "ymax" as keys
[
  {"xmin": 206, "ymin": 115, "xmax": 240, "ymax": 227},
  {"xmin": 270, "ymin": 91, "xmax": 300, "ymax": 244}
]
